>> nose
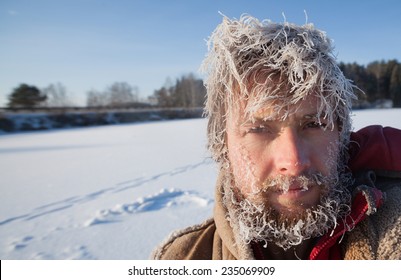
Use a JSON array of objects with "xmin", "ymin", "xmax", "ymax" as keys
[{"xmin": 272, "ymin": 127, "xmax": 311, "ymax": 176}]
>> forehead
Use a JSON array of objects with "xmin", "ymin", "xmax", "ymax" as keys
[
  {"xmin": 234, "ymin": 94, "xmax": 323, "ymax": 123},
  {"xmin": 259, "ymin": 95, "xmax": 319, "ymax": 118}
]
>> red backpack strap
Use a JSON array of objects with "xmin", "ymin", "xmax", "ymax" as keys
[{"xmin": 348, "ymin": 125, "xmax": 401, "ymax": 173}]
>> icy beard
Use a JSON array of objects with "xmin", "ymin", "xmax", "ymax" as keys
[{"xmin": 222, "ymin": 162, "xmax": 352, "ymax": 250}]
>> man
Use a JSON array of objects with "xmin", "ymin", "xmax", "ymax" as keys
[{"xmin": 152, "ymin": 15, "xmax": 401, "ymax": 259}]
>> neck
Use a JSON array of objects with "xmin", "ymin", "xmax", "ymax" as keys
[{"xmin": 254, "ymin": 238, "xmax": 317, "ymax": 260}]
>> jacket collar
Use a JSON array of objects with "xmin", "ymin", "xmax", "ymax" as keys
[
  {"xmin": 214, "ymin": 172, "xmax": 254, "ymax": 259},
  {"xmin": 214, "ymin": 170, "xmax": 385, "ymax": 260},
  {"xmin": 309, "ymin": 185, "xmax": 384, "ymax": 259}
]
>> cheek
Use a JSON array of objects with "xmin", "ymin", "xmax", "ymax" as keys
[
  {"xmin": 228, "ymin": 143, "xmax": 251, "ymax": 182},
  {"xmin": 227, "ymin": 141, "xmax": 265, "ymax": 195},
  {"xmin": 313, "ymin": 135, "xmax": 341, "ymax": 176}
]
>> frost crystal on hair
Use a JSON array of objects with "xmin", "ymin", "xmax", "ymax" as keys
[{"xmin": 201, "ymin": 14, "xmax": 356, "ymax": 164}]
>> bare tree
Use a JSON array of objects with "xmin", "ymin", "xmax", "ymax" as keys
[
  {"xmin": 107, "ymin": 82, "xmax": 138, "ymax": 107},
  {"xmin": 42, "ymin": 82, "xmax": 73, "ymax": 107},
  {"xmin": 86, "ymin": 82, "xmax": 140, "ymax": 108},
  {"xmin": 86, "ymin": 89, "xmax": 108, "ymax": 107}
]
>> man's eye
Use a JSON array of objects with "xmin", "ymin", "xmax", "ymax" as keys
[
  {"xmin": 305, "ymin": 121, "xmax": 327, "ymax": 129},
  {"xmin": 248, "ymin": 125, "xmax": 269, "ymax": 133}
]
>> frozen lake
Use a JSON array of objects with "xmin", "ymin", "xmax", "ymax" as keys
[{"xmin": 0, "ymin": 108, "xmax": 400, "ymax": 259}]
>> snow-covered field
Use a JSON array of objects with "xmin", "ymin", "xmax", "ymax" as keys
[{"xmin": 0, "ymin": 109, "xmax": 400, "ymax": 260}]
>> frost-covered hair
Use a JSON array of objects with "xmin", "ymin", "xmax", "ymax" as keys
[{"xmin": 201, "ymin": 15, "xmax": 356, "ymax": 163}]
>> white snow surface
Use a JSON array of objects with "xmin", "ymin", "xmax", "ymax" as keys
[{"xmin": 0, "ymin": 109, "xmax": 400, "ymax": 259}]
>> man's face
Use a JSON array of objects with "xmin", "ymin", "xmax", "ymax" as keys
[{"xmin": 226, "ymin": 95, "xmax": 340, "ymax": 218}]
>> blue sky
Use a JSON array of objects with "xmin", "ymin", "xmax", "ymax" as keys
[{"xmin": 1, "ymin": 0, "xmax": 400, "ymax": 106}]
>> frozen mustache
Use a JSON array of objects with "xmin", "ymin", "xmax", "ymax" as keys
[{"xmin": 261, "ymin": 173, "xmax": 327, "ymax": 193}]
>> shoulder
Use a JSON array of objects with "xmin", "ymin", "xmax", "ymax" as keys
[
  {"xmin": 346, "ymin": 125, "xmax": 401, "ymax": 258},
  {"xmin": 345, "ymin": 179, "xmax": 401, "ymax": 259},
  {"xmin": 343, "ymin": 171, "xmax": 401, "ymax": 259},
  {"xmin": 372, "ymin": 179, "xmax": 401, "ymax": 259},
  {"xmin": 151, "ymin": 218, "xmax": 216, "ymax": 260},
  {"xmin": 349, "ymin": 125, "xmax": 401, "ymax": 173}
]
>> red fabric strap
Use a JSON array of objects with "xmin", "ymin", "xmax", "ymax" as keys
[{"xmin": 349, "ymin": 125, "xmax": 401, "ymax": 172}]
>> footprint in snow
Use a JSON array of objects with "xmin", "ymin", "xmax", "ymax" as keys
[
  {"xmin": 85, "ymin": 188, "xmax": 212, "ymax": 227},
  {"xmin": 33, "ymin": 245, "xmax": 96, "ymax": 260},
  {"xmin": 10, "ymin": 235, "xmax": 34, "ymax": 251}
]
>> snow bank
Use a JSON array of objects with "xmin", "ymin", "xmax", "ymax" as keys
[{"xmin": 0, "ymin": 108, "xmax": 203, "ymax": 133}]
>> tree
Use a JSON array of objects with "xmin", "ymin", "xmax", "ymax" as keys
[
  {"xmin": 107, "ymin": 82, "xmax": 138, "ymax": 107},
  {"xmin": 390, "ymin": 64, "xmax": 401, "ymax": 107},
  {"xmin": 86, "ymin": 89, "xmax": 109, "ymax": 107},
  {"xmin": 42, "ymin": 82, "xmax": 73, "ymax": 107},
  {"xmin": 340, "ymin": 59, "xmax": 401, "ymax": 107},
  {"xmin": 154, "ymin": 78, "xmax": 174, "ymax": 107},
  {"xmin": 366, "ymin": 60, "xmax": 397, "ymax": 101},
  {"xmin": 339, "ymin": 62, "xmax": 375, "ymax": 104},
  {"xmin": 86, "ymin": 82, "xmax": 140, "ymax": 108},
  {"xmin": 7, "ymin": 84, "xmax": 47, "ymax": 108},
  {"xmin": 152, "ymin": 74, "xmax": 206, "ymax": 108},
  {"xmin": 154, "ymin": 86, "xmax": 172, "ymax": 107}
]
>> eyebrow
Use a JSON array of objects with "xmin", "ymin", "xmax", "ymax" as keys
[
  {"xmin": 241, "ymin": 112, "xmax": 322, "ymax": 126},
  {"xmin": 302, "ymin": 113, "xmax": 321, "ymax": 120}
]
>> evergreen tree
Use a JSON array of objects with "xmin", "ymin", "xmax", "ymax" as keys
[
  {"xmin": 390, "ymin": 64, "xmax": 401, "ymax": 107},
  {"xmin": 340, "ymin": 59, "xmax": 401, "ymax": 107},
  {"xmin": 7, "ymin": 84, "xmax": 47, "ymax": 108}
]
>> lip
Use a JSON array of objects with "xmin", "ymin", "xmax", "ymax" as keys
[
  {"xmin": 287, "ymin": 185, "xmax": 308, "ymax": 192},
  {"xmin": 274, "ymin": 184, "xmax": 313, "ymax": 199},
  {"xmin": 269, "ymin": 184, "xmax": 320, "ymax": 212},
  {"xmin": 273, "ymin": 183, "xmax": 309, "ymax": 193}
]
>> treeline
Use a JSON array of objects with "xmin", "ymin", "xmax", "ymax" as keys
[
  {"xmin": 5, "ymin": 82, "xmax": 145, "ymax": 110},
  {"xmin": 339, "ymin": 59, "xmax": 401, "ymax": 107},
  {"xmin": 3, "ymin": 59, "xmax": 401, "ymax": 110},
  {"xmin": 86, "ymin": 82, "xmax": 142, "ymax": 108},
  {"xmin": 4, "ymin": 75, "xmax": 206, "ymax": 110},
  {"xmin": 152, "ymin": 73, "xmax": 206, "ymax": 108}
]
